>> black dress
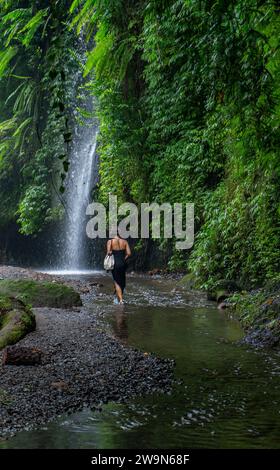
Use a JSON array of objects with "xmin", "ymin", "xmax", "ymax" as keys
[{"xmin": 112, "ymin": 249, "xmax": 127, "ymax": 293}]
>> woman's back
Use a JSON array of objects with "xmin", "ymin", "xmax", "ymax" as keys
[{"xmin": 110, "ymin": 237, "xmax": 127, "ymax": 251}]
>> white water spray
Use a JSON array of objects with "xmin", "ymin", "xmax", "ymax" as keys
[{"xmin": 61, "ymin": 125, "xmax": 98, "ymax": 270}]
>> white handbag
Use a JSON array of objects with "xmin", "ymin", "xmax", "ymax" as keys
[
  {"xmin": 104, "ymin": 253, "xmax": 115, "ymax": 271},
  {"xmin": 104, "ymin": 240, "xmax": 115, "ymax": 271}
]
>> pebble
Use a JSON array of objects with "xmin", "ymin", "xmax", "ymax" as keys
[{"xmin": 0, "ymin": 305, "xmax": 174, "ymax": 438}]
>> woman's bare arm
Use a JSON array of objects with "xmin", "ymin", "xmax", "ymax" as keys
[{"xmin": 107, "ymin": 240, "xmax": 112, "ymax": 255}]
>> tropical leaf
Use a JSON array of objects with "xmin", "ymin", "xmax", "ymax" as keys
[
  {"xmin": 19, "ymin": 8, "xmax": 49, "ymax": 46},
  {"xmin": 0, "ymin": 117, "xmax": 17, "ymax": 137},
  {"xmin": 70, "ymin": 0, "xmax": 82, "ymax": 14},
  {"xmin": 12, "ymin": 116, "xmax": 32, "ymax": 137},
  {"xmin": 0, "ymin": 140, "xmax": 12, "ymax": 161},
  {"xmin": 70, "ymin": 0, "xmax": 96, "ymax": 34},
  {"xmin": 2, "ymin": 7, "xmax": 31, "ymax": 45},
  {"xmin": 1, "ymin": 8, "xmax": 31, "ymax": 25},
  {"xmin": 4, "ymin": 81, "xmax": 25, "ymax": 105},
  {"xmin": 13, "ymin": 116, "xmax": 32, "ymax": 149},
  {"xmin": 0, "ymin": 46, "xmax": 17, "ymax": 77}
]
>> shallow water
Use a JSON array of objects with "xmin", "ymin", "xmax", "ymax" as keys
[{"xmin": 2, "ymin": 274, "xmax": 280, "ymax": 449}]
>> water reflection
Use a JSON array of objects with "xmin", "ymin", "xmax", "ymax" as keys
[{"xmin": 112, "ymin": 308, "xmax": 128, "ymax": 343}]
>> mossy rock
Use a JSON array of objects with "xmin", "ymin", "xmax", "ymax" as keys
[
  {"xmin": 0, "ymin": 295, "xmax": 36, "ymax": 350},
  {"xmin": 0, "ymin": 295, "xmax": 13, "ymax": 312},
  {"xmin": 0, "ymin": 279, "xmax": 82, "ymax": 309},
  {"xmin": 228, "ymin": 287, "xmax": 280, "ymax": 348}
]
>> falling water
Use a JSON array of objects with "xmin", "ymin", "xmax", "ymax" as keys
[
  {"xmin": 45, "ymin": 36, "xmax": 102, "ymax": 272},
  {"xmin": 60, "ymin": 123, "xmax": 99, "ymax": 270}
]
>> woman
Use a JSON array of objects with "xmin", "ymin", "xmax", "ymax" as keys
[{"xmin": 107, "ymin": 234, "xmax": 131, "ymax": 304}]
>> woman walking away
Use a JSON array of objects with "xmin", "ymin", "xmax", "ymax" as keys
[{"xmin": 107, "ymin": 234, "xmax": 131, "ymax": 304}]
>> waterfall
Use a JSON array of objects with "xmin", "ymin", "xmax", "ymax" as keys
[
  {"xmin": 60, "ymin": 122, "xmax": 99, "ymax": 271},
  {"xmin": 47, "ymin": 38, "xmax": 102, "ymax": 273}
]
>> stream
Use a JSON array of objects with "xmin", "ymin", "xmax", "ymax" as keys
[{"xmin": 2, "ymin": 273, "xmax": 280, "ymax": 449}]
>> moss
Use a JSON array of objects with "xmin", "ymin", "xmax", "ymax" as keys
[
  {"xmin": 0, "ymin": 296, "xmax": 36, "ymax": 350},
  {"xmin": 229, "ymin": 283, "xmax": 280, "ymax": 348},
  {"xmin": 0, "ymin": 279, "xmax": 82, "ymax": 308},
  {"xmin": 0, "ymin": 296, "xmax": 12, "ymax": 313}
]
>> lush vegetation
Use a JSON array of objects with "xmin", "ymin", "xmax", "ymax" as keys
[
  {"xmin": 0, "ymin": 0, "xmax": 84, "ymax": 235},
  {"xmin": 0, "ymin": 0, "xmax": 279, "ymax": 289},
  {"xmin": 71, "ymin": 0, "xmax": 279, "ymax": 288}
]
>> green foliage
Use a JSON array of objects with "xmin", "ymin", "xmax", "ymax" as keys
[
  {"xmin": 71, "ymin": 0, "xmax": 149, "ymax": 207},
  {"xmin": 0, "ymin": 46, "xmax": 17, "ymax": 75},
  {"xmin": 20, "ymin": 8, "xmax": 49, "ymax": 46},
  {"xmin": 0, "ymin": 0, "xmax": 279, "ymax": 290},
  {"xmin": 0, "ymin": 0, "xmax": 82, "ymax": 234},
  {"xmin": 74, "ymin": 0, "xmax": 280, "ymax": 286},
  {"xmin": 17, "ymin": 184, "xmax": 49, "ymax": 235}
]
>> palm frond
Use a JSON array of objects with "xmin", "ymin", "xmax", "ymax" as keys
[
  {"xmin": 2, "ymin": 7, "xmax": 32, "ymax": 46},
  {"xmin": 0, "ymin": 117, "xmax": 17, "ymax": 137},
  {"xmin": 0, "ymin": 46, "xmax": 17, "ymax": 77},
  {"xmin": 13, "ymin": 116, "xmax": 32, "ymax": 148},
  {"xmin": 4, "ymin": 81, "xmax": 25, "ymax": 105},
  {"xmin": 19, "ymin": 8, "xmax": 49, "ymax": 46},
  {"xmin": 70, "ymin": 0, "xmax": 82, "ymax": 14},
  {"xmin": 13, "ymin": 80, "xmax": 36, "ymax": 115}
]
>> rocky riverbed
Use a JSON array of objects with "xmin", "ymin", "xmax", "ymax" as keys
[{"xmin": 0, "ymin": 266, "xmax": 174, "ymax": 438}]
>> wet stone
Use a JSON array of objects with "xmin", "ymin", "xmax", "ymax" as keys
[{"xmin": 0, "ymin": 305, "xmax": 174, "ymax": 438}]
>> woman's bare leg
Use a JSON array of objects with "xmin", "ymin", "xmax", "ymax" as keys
[{"xmin": 114, "ymin": 282, "xmax": 123, "ymax": 303}]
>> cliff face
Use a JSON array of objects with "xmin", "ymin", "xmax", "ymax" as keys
[{"xmin": 0, "ymin": 223, "xmax": 53, "ymax": 268}]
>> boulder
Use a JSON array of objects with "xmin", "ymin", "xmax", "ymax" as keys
[
  {"xmin": 0, "ymin": 296, "xmax": 36, "ymax": 350},
  {"xmin": 0, "ymin": 279, "xmax": 82, "ymax": 308}
]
